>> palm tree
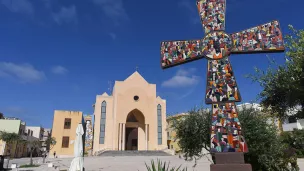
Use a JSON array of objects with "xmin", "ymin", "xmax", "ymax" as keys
[
  {"xmin": 0, "ymin": 131, "xmax": 21, "ymax": 169},
  {"xmin": 28, "ymin": 140, "xmax": 40, "ymax": 165},
  {"xmin": 43, "ymin": 137, "xmax": 56, "ymax": 163}
]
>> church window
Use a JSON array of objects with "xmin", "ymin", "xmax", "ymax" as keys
[
  {"xmin": 157, "ymin": 104, "xmax": 162, "ymax": 145},
  {"xmin": 134, "ymin": 95, "xmax": 139, "ymax": 101},
  {"xmin": 100, "ymin": 101, "xmax": 106, "ymax": 144}
]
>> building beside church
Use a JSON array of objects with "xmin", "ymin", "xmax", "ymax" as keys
[
  {"xmin": 50, "ymin": 110, "xmax": 85, "ymax": 158},
  {"xmin": 93, "ymin": 71, "xmax": 167, "ymax": 154},
  {"xmin": 166, "ymin": 113, "xmax": 188, "ymax": 153}
]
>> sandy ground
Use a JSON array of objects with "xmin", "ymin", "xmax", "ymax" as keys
[{"xmin": 5, "ymin": 156, "xmax": 304, "ymax": 171}]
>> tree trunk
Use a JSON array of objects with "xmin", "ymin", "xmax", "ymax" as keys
[
  {"xmin": 30, "ymin": 151, "xmax": 33, "ymax": 165},
  {"xmin": 13, "ymin": 141, "xmax": 18, "ymax": 158},
  {"xmin": 43, "ymin": 153, "xmax": 46, "ymax": 163},
  {"xmin": 278, "ymin": 118, "xmax": 284, "ymax": 134},
  {"xmin": 6, "ymin": 157, "xmax": 10, "ymax": 169},
  {"xmin": 6, "ymin": 144, "xmax": 10, "ymax": 169}
]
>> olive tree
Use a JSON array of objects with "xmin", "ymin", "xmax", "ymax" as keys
[
  {"xmin": 171, "ymin": 105, "xmax": 299, "ymax": 171},
  {"xmin": 247, "ymin": 26, "xmax": 304, "ymax": 129}
]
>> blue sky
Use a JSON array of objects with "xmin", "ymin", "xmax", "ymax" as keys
[{"xmin": 0, "ymin": 0, "xmax": 303, "ymax": 128}]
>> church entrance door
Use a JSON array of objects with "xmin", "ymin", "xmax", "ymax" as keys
[
  {"xmin": 124, "ymin": 109, "xmax": 145, "ymax": 151},
  {"xmin": 125, "ymin": 127, "xmax": 138, "ymax": 150}
]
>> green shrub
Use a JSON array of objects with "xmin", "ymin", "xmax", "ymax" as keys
[
  {"xmin": 172, "ymin": 105, "xmax": 300, "ymax": 171},
  {"xmin": 19, "ymin": 164, "xmax": 40, "ymax": 168},
  {"xmin": 281, "ymin": 129, "xmax": 304, "ymax": 158},
  {"xmin": 145, "ymin": 159, "xmax": 187, "ymax": 171}
]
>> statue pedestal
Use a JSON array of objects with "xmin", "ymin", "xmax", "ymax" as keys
[{"xmin": 210, "ymin": 153, "xmax": 252, "ymax": 171}]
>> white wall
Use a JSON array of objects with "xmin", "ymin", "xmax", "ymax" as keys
[{"xmin": 26, "ymin": 126, "xmax": 43, "ymax": 139}]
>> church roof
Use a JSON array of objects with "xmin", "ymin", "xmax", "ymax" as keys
[
  {"xmin": 101, "ymin": 92, "xmax": 109, "ymax": 96},
  {"xmin": 124, "ymin": 71, "xmax": 148, "ymax": 84}
]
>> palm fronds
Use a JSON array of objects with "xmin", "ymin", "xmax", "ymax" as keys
[{"xmin": 145, "ymin": 159, "xmax": 187, "ymax": 171}]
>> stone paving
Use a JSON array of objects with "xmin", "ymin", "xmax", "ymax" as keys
[{"xmin": 4, "ymin": 156, "xmax": 304, "ymax": 171}]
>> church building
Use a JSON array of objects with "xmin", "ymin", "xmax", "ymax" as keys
[{"xmin": 93, "ymin": 71, "xmax": 167, "ymax": 154}]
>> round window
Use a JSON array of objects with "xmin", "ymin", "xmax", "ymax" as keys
[{"xmin": 134, "ymin": 95, "xmax": 139, "ymax": 101}]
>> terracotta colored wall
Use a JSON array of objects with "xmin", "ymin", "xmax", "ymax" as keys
[{"xmin": 50, "ymin": 110, "xmax": 83, "ymax": 158}]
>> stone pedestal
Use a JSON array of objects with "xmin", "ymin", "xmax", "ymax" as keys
[{"xmin": 210, "ymin": 153, "xmax": 252, "ymax": 171}]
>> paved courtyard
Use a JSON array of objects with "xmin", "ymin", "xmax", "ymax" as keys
[{"xmin": 5, "ymin": 156, "xmax": 304, "ymax": 171}]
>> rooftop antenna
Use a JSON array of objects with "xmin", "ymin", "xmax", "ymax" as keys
[{"xmin": 108, "ymin": 81, "xmax": 113, "ymax": 95}]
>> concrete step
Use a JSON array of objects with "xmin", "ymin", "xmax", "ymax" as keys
[{"xmin": 98, "ymin": 150, "xmax": 171, "ymax": 156}]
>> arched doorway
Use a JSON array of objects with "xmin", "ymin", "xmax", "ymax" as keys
[{"xmin": 125, "ymin": 109, "xmax": 145, "ymax": 151}]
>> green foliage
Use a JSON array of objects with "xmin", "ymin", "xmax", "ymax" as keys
[
  {"xmin": 170, "ymin": 108, "xmax": 211, "ymax": 162},
  {"xmin": 0, "ymin": 131, "xmax": 21, "ymax": 143},
  {"xmin": 28, "ymin": 140, "xmax": 40, "ymax": 165},
  {"xmin": 172, "ymin": 105, "xmax": 299, "ymax": 171},
  {"xmin": 239, "ymin": 107, "xmax": 298, "ymax": 171},
  {"xmin": 247, "ymin": 26, "xmax": 304, "ymax": 121},
  {"xmin": 19, "ymin": 164, "xmax": 40, "ymax": 168},
  {"xmin": 281, "ymin": 129, "xmax": 304, "ymax": 158},
  {"xmin": 45, "ymin": 136, "xmax": 56, "ymax": 151},
  {"xmin": 29, "ymin": 140, "xmax": 40, "ymax": 148},
  {"xmin": 145, "ymin": 159, "xmax": 187, "ymax": 171}
]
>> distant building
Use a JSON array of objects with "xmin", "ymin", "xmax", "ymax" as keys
[
  {"xmin": 236, "ymin": 103, "xmax": 303, "ymax": 132},
  {"xmin": 0, "ymin": 119, "xmax": 28, "ymax": 158},
  {"xmin": 282, "ymin": 105, "xmax": 303, "ymax": 131},
  {"xmin": 166, "ymin": 113, "xmax": 188, "ymax": 153},
  {"xmin": 41, "ymin": 129, "xmax": 52, "ymax": 152},
  {"xmin": 50, "ymin": 110, "xmax": 85, "ymax": 158},
  {"xmin": 236, "ymin": 103, "xmax": 262, "ymax": 111},
  {"xmin": 283, "ymin": 119, "xmax": 304, "ymax": 131},
  {"xmin": 25, "ymin": 126, "xmax": 45, "ymax": 156},
  {"xmin": 25, "ymin": 126, "xmax": 44, "ymax": 141}
]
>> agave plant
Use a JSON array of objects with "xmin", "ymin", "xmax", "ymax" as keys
[{"xmin": 145, "ymin": 159, "xmax": 187, "ymax": 171}]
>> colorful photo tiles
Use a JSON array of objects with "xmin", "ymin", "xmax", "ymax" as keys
[
  {"xmin": 160, "ymin": 40, "xmax": 205, "ymax": 69},
  {"xmin": 197, "ymin": 0, "xmax": 226, "ymax": 33},
  {"xmin": 211, "ymin": 103, "xmax": 248, "ymax": 153},
  {"xmin": 205, "ymin": 57, "xmax": 241, "ymax": 104},
  {"xmin": 160, "ymin": 32, "xmax": 232, "ymax": 69},
  {"xmin": 202, "ymin": 31, "xmax": 232, "ymax": 60},
  {"xmin": 231, "ymin": 21, "xmax": 285, "ymax": 53}
]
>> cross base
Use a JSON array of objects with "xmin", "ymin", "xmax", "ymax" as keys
[{"xmin": 210, "ymin": 153, "xmax": 252, "ymax": 171}]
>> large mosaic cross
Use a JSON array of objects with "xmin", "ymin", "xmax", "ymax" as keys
[{"xmin": 160, "ymin": 0, "xmax": 285, "ymax": 153}]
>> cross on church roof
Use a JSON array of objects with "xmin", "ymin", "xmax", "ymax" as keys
[{"xmin": 136, "ymin": 66, "xmax": 139, "ymax": 71}]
